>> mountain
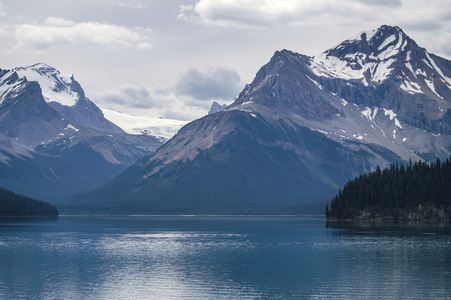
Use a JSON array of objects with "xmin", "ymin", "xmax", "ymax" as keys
[
  {"xmin": 15, "ymin": 63, "xmax": 124, "ymax": 134},
  {"xmin": 208, "ymin": 101, "xmax": 227, "ymax": 114},
  {"xmin": 68, "ymin": 25, "xmax": 451, "ymax": 214},
  {"xmin": 0, "ymin": 65, "xmax": 163, "ymax": 203},
  {"xmin": 101, "ymin": 108, "xmax": 188, "ymax": 142}
]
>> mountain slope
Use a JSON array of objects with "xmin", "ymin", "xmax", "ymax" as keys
[
  {"xmin": 69, "ymin": 25, "xmax": 451, "ymax": 214},
  {"xmin": 0, "ymin": 187, "xmax": 58, "ymax": 217},
  {"xmin": 0, "ymin": 65, "xmax": 163, "ymax": 203},
  {"xmin": 15, "ymin": 63, "xmax": 124, "ymax": 133}
]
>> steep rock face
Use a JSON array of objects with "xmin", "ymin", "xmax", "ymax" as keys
[
  {"xmin": 69, "ymin": 25, "xmax": 451, "ymax": 214},
  {"xmin": 231, "ymin": 26, "xmax": 451, "ymax": 161},
  {"xmin": 312, "ymin": 25, "xmax": 451, "ymax": 131},
  {"xmin": 15, "ymin": 63, "xmax": 124, "ymax": 133},
  {"xmin": 0, "ymin": 70, "xmax": 66, "ymax": 148},
  {"xmin": 0, "ymin": 66, "xmax": 163, "ymax": 202}
]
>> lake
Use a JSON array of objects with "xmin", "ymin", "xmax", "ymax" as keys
[{"xmin": 0, "ymin": 216, "xmax": 450, "ymax": 299}]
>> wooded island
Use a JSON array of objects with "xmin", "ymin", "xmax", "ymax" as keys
[{"xmin": 326, "ymin": 158, "xmax": 451, "ymax": 220}]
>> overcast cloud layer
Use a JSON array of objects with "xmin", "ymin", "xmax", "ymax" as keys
[{"xmin": 0, "ymin": 0, "xmax": 450, "ymax": 121}]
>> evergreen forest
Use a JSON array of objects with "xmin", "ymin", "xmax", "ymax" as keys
[
  {"xmin": 326, "ymin": 158, "xmax": 451, "ymax": 220},
  {"xmin": 0, "ymin": 188, "xmax": 58, "ymax": 216}
]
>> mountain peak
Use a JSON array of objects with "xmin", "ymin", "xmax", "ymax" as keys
[
  {"xmin": 311, "ymin": 25, "xmax": 421, "ymax": 86},
  {"xmin": 15, "ymin": 63, "xmax": 81, "ymax": 107},
  {"xmin": 28, "ymin": 62, "xmax": 58, "ymax": 71},
  {"xmin": 17, "ymin": 63, "xmax": 75, "ymax": 82},
  {"xmin": 326, "ymin": 25, "xmax": 412, "ymax": 57},
  {"xmin": 350, "ymin": 25, "xmax": 404, "ymax": 43}
]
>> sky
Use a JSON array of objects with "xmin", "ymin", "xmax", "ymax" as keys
[{"xmin": 0, "ymin": 0, "xmax": 450, "ymax": 121}]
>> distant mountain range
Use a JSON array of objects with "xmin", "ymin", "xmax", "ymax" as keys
[
  {"xmin": 101, "ymin": 108, "xmax": 187, "ymax": 142},
  {"xmin": 0, "ymin": 63, "xmax": 163, "ymax": 202},
  {"xmin": 67, "ymin": 25, "xmax": 451, "ymax": 214}
]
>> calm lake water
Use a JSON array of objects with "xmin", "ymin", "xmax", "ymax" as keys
[{"xmin": 0, "ymin": 216, "xmax": 450, "ymax": 299}]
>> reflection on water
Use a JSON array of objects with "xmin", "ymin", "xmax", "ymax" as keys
[
  {"xmin": 321, "ymin": 220, "xmax": 451, "ymax": 299},
  {"xmin": 0, "ymin": 216, "xmax": 450, "ymax": 299},
  {"xmin": 326, "ymin": 220, "xmax": 451, "ymax": 233}
]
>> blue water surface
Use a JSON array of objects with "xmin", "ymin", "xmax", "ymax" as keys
[{"xmin": 0, "ymin": 216, "xmax": 450, "ymax": 299}]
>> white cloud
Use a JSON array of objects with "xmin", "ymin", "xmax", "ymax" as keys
[
  {"xmin": 93, "ymin": 83, "xmax": 212, "ymax": 121},
  {"xmin": 178, "ymin": 0, "xmax": 354, "ymax": 28},
  {"xmin": 175, "ymin": 66, "xmax": 242, "ymax": 101},
  {"xmin": 14, "ymin": 17, "xmax": 153, "ymax": 51},
  {"xmin": 178, "ymin": 0, "xmax": 451, "ymax": 30},
  {"xmin": 44, "ymin": 17, "xmax": 75, "ymax": 27},
  {"xmin": 91, "ymin": 67, "xmax": 242, "ymax": 121},
  {"xmin": 112, "ymin": 1, "xmax": 146, "ymax": 10},
  {"xmin": 0, "ymin": 25, "xmax": 10, "ymax": 37},
  {"xmin": 177, "ymin": 0, "xmax": 451, "ymax": 59}
]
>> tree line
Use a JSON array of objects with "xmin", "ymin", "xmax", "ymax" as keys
[
  {"xmin": 326, "ymin": 158, "xmax": 451, "ymax": 220},
  {"xmin": 0, "ymin": 188, "xmax": 58, "ymax": 216}
]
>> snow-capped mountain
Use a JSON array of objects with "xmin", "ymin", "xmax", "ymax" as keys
[
  {"xmin": 0, "ymin": 64, "xmax": 163, "ymax": 202},
  {"xmin": 14, "ymin": 63, "xmax": 124, "ymax": 134},
  {"xmin": 69, "ymin": 25, "xmax": 451, "ymax": 215},
  {"xmin": 15, "ymin": 63, "xmax": 82, "ymax": 106},
  {"xmin": 313, "ymin": 25, "xmax": 451, "ymax": 94},
  {"xmin": 229, "ymin": 25, "xmax": 451, "ymax": 161}
]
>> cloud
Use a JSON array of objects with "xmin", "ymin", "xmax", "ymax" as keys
[
  {"xmin": 178, "ymin": 0, "xmax": 349, "ymax": 28},
  {"xmin": 175, "ymin": 66, "xmax": 242, "ymax": 101},
  {"xmin": 92, "ymin": 71, "xmax": 240, "ymax": 121},
  {"xmin": 356, "ymin": 0, "xmax": 402, "ymax": 7},
  {"xmin": 103, "ymin": 84, "xmax": 159, "ymax": 109},
  {"xmin": 14, "ymin": 17, "xmax": 153, "ymax": 51},
  {"xmin": 0, "ymin": 2, "xmax": 5, "ymax": 17},
  {"xmin": 112, "ymin": 1, "xmax": 147, "ymax": 10},
  {"xmin": 178, "ymin": 0, "xmax": 450, "ymax": 30},
  {"xmin": 93, "ymin": 84, "xmax": 213, "ymax": 121}
]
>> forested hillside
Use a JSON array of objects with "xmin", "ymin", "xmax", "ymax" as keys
[
  {"xmin": 326, "ymin": 159, "xmax": 451, "ymax": 220},
  {"xmin": 0, "ymin": 188, "xmax": 58, "ymax": 216}
]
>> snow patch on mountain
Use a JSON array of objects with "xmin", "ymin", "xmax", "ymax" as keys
[
  {"xmin": 15, "ymin": 63, "xmax": 79, "ymax": 107},
  {"xmin": 311, "ymin": 52, "xmax": 396, "ymax": 85},
  {"xmin": 425, "ymin": 52, "xmax": 451, "ymax": 88},
  {"xmin": 349, "ymin": 29, "xmax": 378, "ymax": 42},
  {"xmin": 65, "ymin": 124, "xmax": 79, "ymax": 132},
  {"xmin": 400, "ymin": 80, "xmax": 422, "ymax": 94},
  {"xmin": 101, "ymin": 108, "xmax": 187, "ymax": 141},
  {"xmin": 378, "ymin": 34, "xmax": 396, "ymax": 51},
  {"xmin": 361, "ymin": 107, "xmax": 379, "ymax": 122},
  {"xmin": 383, "ymin": 108, "xmax": 402, "ymax": 129},
  {"xmin": 377, "ymin": 33, "xmax": 405, "ymax": 60},
  {"xmin": 310, "ymin": 26, "xmax": 412, "ymax": 86},
  {"xmin": 306, "ymin": 75, "xmax": 323, "ymax": 90},
  {"xmin": 425, "ymin": 79, "xmax": 443, "ymax": 99},
  {"xmin": 0, "ymin": 70, "xmax": 27, "ymax": 105}
]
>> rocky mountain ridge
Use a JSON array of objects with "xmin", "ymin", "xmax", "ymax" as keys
[
  {"xmin": 0, "ymin": 64, "xmax": 163, "ymax": 202},
  {"xmin": 14, "ymin": 63, "xmax": 124, "ymax": 134}
]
